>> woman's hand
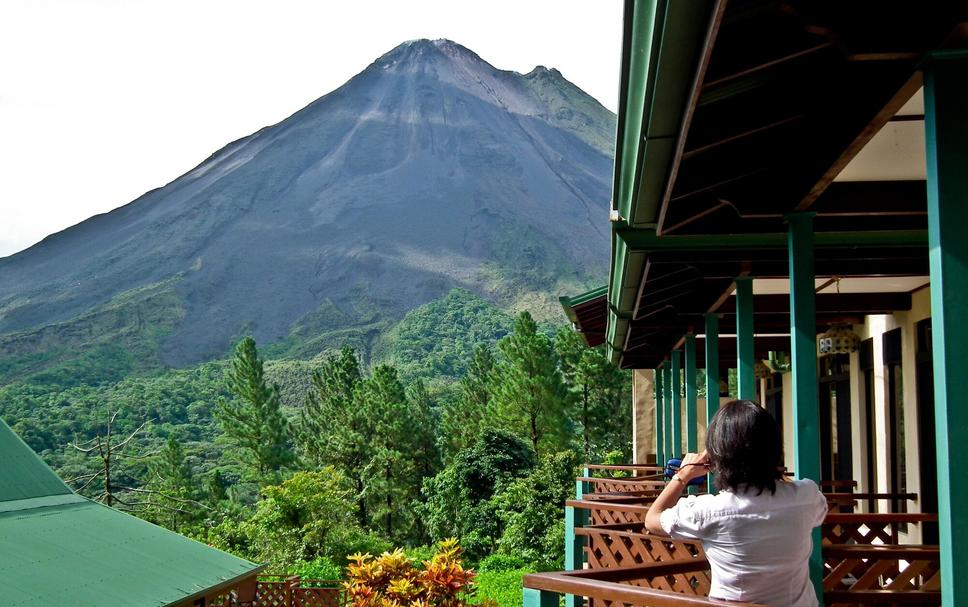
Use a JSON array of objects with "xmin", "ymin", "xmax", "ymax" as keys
[
  {"xmin": 646, "ymin": 450, "xmax": 709, "ymax": 536},
  {"xmin": 677, "ymin": 450, "xmax": 710, "ymax": 482}
]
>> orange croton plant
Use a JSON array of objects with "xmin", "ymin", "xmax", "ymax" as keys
[{"xmin": 345, "ymin": 539, "xmax": 484, "ymax": 607}]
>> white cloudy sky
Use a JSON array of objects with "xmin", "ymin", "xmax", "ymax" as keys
[{"xmin": 0, "ymin": 0, "xmax": 623, "ymax": 257}]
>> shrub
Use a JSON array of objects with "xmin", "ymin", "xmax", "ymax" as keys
[
  {"xmin": 420, "ymin": 430, "xmax": 536, "ymax": 560},
  {"xmin": 476, "ymin": 554, "xmax": 525, "ymax": 573},
  {"xmin": 404, "ymin": 544, "xmax": 438, "ymax": 565},
  {"xmin": 345, "ymin": 539, "xmax": 475, "ymax": 607},
  {"xmin": 493, "ymin": 450, "xmax": 579, "ymax": 569},
  {"xmin": 473, "ymin": 568, "xmax": 534, "ymax": 607},
  {"xmin": 293, "ymin": 556, "xmax": 343, "ymax": 583}
]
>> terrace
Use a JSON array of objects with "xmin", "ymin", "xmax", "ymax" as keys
[{"xmin": 536, "ymin": 1, "xmax": 968, "ymax": 606}]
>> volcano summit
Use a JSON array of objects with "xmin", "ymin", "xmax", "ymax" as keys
[{"xmin": 0, "ymin": 39, "xmax": 615, "ymax": 371}]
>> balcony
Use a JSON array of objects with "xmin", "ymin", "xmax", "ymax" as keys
[{"xmin": 522, "ymin": 465, "xmax": 941, "ymax": 607}]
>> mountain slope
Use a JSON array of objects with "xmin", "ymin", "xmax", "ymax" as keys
[{"xmin": 0, "ymin": 39, "xmax": 615, "ymax": 369}]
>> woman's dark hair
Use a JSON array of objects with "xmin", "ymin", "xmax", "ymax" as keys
[{"xmin": 706, "ymin": 400, "xmax": 783, "ymax": 494}]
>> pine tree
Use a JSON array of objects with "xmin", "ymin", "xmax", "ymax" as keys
[
  {"xmin": 439, "ymin": 344, "xmax": 495, "ymax": 460},
  {"xmin": 556, "ymin": 328, "xmax": 631, "ymax": 461},
  {"xmin": 358, "ymin": 364, "xmax": 414, "ymax": 541},
  {"xmin": 217, "ymin": 336, "xmax": 295, "ymax": 479},
  {"xmin": 492, "ymin": 312, "xmax": 570, "ymax": 454},
  {"xmin": 298, "ymin": 347, "xmax": 371, "ymax": 525},
  {"xmin": 146, "ymin": 436, "xmax": 196, "ymax": 529}
]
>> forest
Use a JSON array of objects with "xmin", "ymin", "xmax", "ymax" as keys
[{"xmin": 0, "ymin": 295, "xmax": 631, "ymax": 607}]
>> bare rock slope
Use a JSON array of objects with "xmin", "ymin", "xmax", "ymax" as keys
[{"xmin": 0, "ymin": 40, "xmax": 615, "ymax": 366}]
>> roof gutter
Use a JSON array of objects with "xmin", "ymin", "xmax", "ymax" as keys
[{"xmin": 607, "ymin": 0, "xmax": 720, "ymax": 365}]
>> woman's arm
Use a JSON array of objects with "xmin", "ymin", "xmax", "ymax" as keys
[{"xmin": 644, "ymin": 451, "xmax": 709, "ymax": 535}]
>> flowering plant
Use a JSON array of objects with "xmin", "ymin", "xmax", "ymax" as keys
[{"xmin": 345, "ymin": 539, "xmax": 479, "ymax": 607}]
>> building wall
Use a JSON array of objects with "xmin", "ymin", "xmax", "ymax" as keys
[
  {"xmin": 777, "ymin": 288, "xmax": 932, "ymax": 534},
  {"xmin": 632, "ymin": 369, "xmax": 655, "ymax": 465}
]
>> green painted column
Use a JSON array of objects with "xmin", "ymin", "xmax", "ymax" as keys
[
  {"xmin": 684, "ymin": 336, "xmax": 698, "ymax": 453},
  {"xmin": 663, "ymin": 363, "xmax": 673, "ymax": 466},
  {"xmin": 924, "ymin": 52, "xmax": 968, "ymax": 607},
  {"xmin": 655, "ymin": 367, "xmax": 664, "ymax": 466},
  {"xmin": 787, "ymin": 211, "xmax": 822, "ymax": 603},
  {"xmin": 735, "ymin": 277, "xmax": 756, "ymax": 400},
  {"xmin": 704, "ymin": 314, "xmax": 720, "ymax": 493},
  {"xmin": 670, "ymin": 350, "xmax": 682, "ymax": 458},
  {"xmin": 523, "ymin": 588, "xmax": 560, "ymax": 607},
  {"xmin": 704, "ymin": 314, "xmax": 721, "ymax": 421},
  {"xmin": 565, "ymin": 466, "xmax": 589, "ymax": 607},
  {"xmin": 563, "ymin": 505, "xmax": 587, "ymax": 607},
  {"xmin": 684, "ymin": 336, "xmax": 699, "ymax": 494}
]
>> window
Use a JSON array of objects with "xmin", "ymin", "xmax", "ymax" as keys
[
  {"xmin": 859, "ymin": 338, "xmax": 877, "ymax": 507},
  {"xmin": 883, "ymin": 328, "xmax": 906, "ymax": 513}
]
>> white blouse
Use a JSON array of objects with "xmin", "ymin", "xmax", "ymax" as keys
[{"xmin": 659, "ymin": 478, "xmax": 828, "ymax": 607}]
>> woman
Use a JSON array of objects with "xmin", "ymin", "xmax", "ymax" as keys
[{"xmin": 645, "ymin": 400, "xmax": 827, "ymax": 607}]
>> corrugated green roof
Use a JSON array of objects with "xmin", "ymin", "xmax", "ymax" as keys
[
  {"xmin": 0, "ymin": 418, "xmax": 262, "ymax": 606},
  {"xmin": 0, "ymin": 417, "xmax": 72, "ymax": 502}
]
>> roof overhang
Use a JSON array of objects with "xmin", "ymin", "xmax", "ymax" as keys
[{"xmin": 607, "ymin": 0, "xmax": 968, "ymax": 368}]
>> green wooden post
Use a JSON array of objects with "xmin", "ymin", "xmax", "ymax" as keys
[
  {"xmin": 523, "ymin": 588, "xmax": 560, "ymax": 607},
  {"xmin": 660, "ymin": 361, "xmax": 675, "ymax": 466},
  {"xmin": 684, "ymin": 335, "xmax": 699, "ymax": 494},
  {"xmin": 924, "ymin": 52, "xmax": 968, "ymax": 607},
  {"xmin": 735, "ymin": 277, "xmax": 756, "ymax": 400},
  {"xmin": 563, "ymin": 505, "xmax": 587, "ymax": 607},
  {"xmin": 704, "ymin": 314, "xmax": 720, "ymax": 493},
  {"xmin": 655, "ymin": 367, "xmax": 665, "ymax": 466},
  {"xmin": 787, "ymin": 211, "xmax": 822, "ymax": 603},
  {"xmin": 684, "ymin": 336, "xmax": 698, "ymax": 453},
  {"xmin": 670, "ymin": 350, "xmax": 682, "ymax": 458},
  {"xmin": 565, "ymin": 465, "xmax": 590, "ymax": 607}
]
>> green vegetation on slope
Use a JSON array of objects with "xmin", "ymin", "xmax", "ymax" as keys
[
  {"xmin": 374, "ymin": 289, "xmax": 513, "ymax": 379},
  {"xmin": 0, "ymin": 291, "xmax": 631, "ymax": 607},
  {"xmin": 0, "ymin": 278, "xmax": 185, "ymax": 387}
]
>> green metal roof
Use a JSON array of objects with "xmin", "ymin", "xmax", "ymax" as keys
[
  {"xmin": 0, "ymin": 418, "xmax": 262, "ymax": 606},
  {"xmin": 0, "ymin": 417, "xmax": 73, "ymax": 502},
  {"xmin": 608, "ymin": 0, "xmax": 717, "ymax": 364}
]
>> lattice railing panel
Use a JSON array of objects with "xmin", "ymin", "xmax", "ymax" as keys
[
  {"xmin": 207, "ymin": 589, "xmax": 237, "ymax": 607},
  {"xmin": 583, "ymin": 528, "xmax": 703, "ymax": 570},
  {"xmin": 587, "ymin": 506, "xmax": 648, "ymax": 528},
  {"xmin": 294, "ymin": 587, "xmax": 343, "ymax": 607},
  {"xmin": 824, "ymin": 521, "xmax": 896, "ymax": 546},
  {"xmin": 822, "ymin": 514, "xmax": 937, "ymax": 546},
  {"xmin": 823, "ymin": 546, "xmax": 941, "ymax": 606},
  {"xmin": 256, "ymin": 580, "xmax": 294, "ymax": 607}
]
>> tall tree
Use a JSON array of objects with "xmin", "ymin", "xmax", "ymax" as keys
[
  {"xmin": 217, "ymin": 336, "xmax": 295, "ymax": 479},
  {"xmin": 439, "ymin": 344, "xmax": 495, "ymax": 460},
  {"xmin": 357, "ymin": 364, "xmax": 416, "ymax": 541},
  {"xmin": 556, "ymin": 328, "xmax": 631, "ymax": 461},
  {"xmin": 491, "ymin": 312, "xmax": 570, "ymax": 454},
  {"xmin": 298, "ymin": 347, "xmax": 371, "ymax": 525},
  {"xmin": 145, "ymin": 436, "xmax": 198, "ymax": 529}
]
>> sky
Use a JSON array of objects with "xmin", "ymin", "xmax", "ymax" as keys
[{"xmin": 0, "ymin": 0, "xmax": 623, "ymax": 258}]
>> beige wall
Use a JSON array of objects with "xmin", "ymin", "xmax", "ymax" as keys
[
  {"xmin": 775, "ymin": 288, "xmax": 932, "ymax": 535},
  {"xmin": 631, "ymin": 369, "xmax": 711, "ymax": 463},
  {"xmin": 632, "ymin": 369, "xmax": 655, "ymax": 465}
]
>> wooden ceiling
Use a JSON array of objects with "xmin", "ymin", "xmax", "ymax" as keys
[
  {"xmin": 656, "ymin": 0, "xmax": 968, "ymax": 237},
  {"xmin": 609, "ymin": 0, "xmax": 968, "ymax": 368}
]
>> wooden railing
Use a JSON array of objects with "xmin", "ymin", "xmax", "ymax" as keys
[
  {"xmin": 568, "ymin": 498, "xmax": 649, "ymax": 528},
  {"xmin": 823, "ymin": 513, "xmax": 938, "ymax": 546},
  {"xmin": 209, "ymin": 577, "xmax": 343, "ymax": 607},
  {"xmin": 824, "ymin": 545, "xmax": 941, "ymax": 606},
  {"xmin": 560, "ymin": 468, "xmax": 941, "ymax": 606},
  {"xmin": 825, "ymin": 492, "xmax": 919, "ymax": 513},
  {"xmin": 523, "ymin": 563, "xmax": 766, "ymax": 607}
]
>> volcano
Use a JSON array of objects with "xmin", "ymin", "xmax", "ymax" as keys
[{"xmin": 0, "ymin": 39, "xmax": 615, "ymax": 369}]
